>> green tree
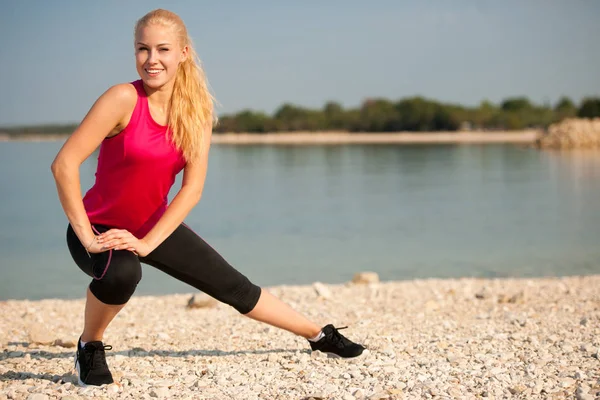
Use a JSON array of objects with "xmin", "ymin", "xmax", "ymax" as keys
[
  {"xmin": 358, "ymin": 98, "xmax": 398, "ymax": 131},
  {"xmin": 274, "ymin": 104, "xmax": 326, "ymax": 131},
  {"xmin": 578, "ymin": 97, "xmax": 600, "ymax": 118},
  {"xmin": 501, "ymin": 97, "xmax": 533, "ymax": 112},
  {"xmin": 234, "ymin": 110, "xmax": 273, "ymax": 133},
  {"xmin": 323, "ymin": 101, "xmax": 346, "ymax": 130}
]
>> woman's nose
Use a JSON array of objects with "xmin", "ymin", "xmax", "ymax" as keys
[{"xmin": 147, "ymin": 50, "xmax": 158, "ymax": 64}]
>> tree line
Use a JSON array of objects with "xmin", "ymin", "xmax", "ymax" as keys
[
  {"xmin": 2, "ymin": 96, "xmax": 600, "ymax": 135},
  {"xmin": 214, "ymin": 96, "xmax": 600, "ymax": 133}
]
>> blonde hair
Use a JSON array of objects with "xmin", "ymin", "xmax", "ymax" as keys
[{"xmin": 135, "ymin": 9, "xmax": 216, "ymax": 162}]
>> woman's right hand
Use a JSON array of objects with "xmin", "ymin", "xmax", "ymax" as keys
[{"xmin": 84, "ymin": 236, "xmax": 106, "ymax": 254}]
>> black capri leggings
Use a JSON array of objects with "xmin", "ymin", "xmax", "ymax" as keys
[{"xmin": 66, "ymin": 223, "xmax": 262, "ymax": 314}]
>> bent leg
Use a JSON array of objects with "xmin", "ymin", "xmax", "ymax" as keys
[
  {"xmin": 142, "ymin": 224, "xmax": 320, "ymax": 338},
  {"xmin": 82, "ymin": 287, "xmax": 126, "ymax": 342},
  {"xmin": 81, "ymin": 250, "xmax": 142, "ymax": 340},
  {"xmin": 67, "ymin": 224, "xmax": 143, "ymax": 341}
]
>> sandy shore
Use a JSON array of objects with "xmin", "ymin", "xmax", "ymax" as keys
[
  {"xmin": 1, "ymin": 275, "xmax": 598, "ymax": 399},
  {"xmin": 210, "ymin": 131, "xmax": 541, "ymax": 145},
  {"xmin": 0, "ymin": 130, "xmax": 541, "ymax": 145}
]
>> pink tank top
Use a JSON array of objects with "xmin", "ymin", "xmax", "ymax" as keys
[{"xmin": 83, "ymin": 80, "xmax": 186, "ymax": 237}]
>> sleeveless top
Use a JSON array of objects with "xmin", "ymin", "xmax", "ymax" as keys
[{"xmin": 83, "ymin": 80, "xmax": 186, "ymax": 238}]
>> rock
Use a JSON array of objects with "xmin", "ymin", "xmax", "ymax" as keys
[
  {"xmin": 183, "ymin": 375, "xmax": 196, "ymax": 385},
  {"xmin": 310, "ymin": 350, "xmax": 327, "ymax": 359},
  {"xmin": 312, "ymin": 282, "xmax": 332, "ymax": 299},
  {"xmin": 537, "ymin": 118, "xmax": 600, "ymax": 149},
  {"xmin": 576, "ymin": 385, "xmax": 594, "ymax": 400},
  {"xmin": 424, "ymin": 300, "xmax": 439, "ymax": 311},
  {"xmin": 368, "ymin": 390, "xmax": 391, "ymax": 399},
  {"xmin": 186, "ymin": 293, "xmax": 218, "ymax": 309},
  {"xmin": 351, "ymin": 272, "xmax": 379, "ymax": 284},
  {"xmin": 509, "ymin": 291, "xmax": 525, "ymax": 304},
  {"xmin": 446, "ymin": 353, "xmax": 459, "ymax": 364},
  {"xmin": 509, "ymin": 384, "xmax": 527, "ymax": 394},
  {"xmin": 149, "ymin": 387, "xmax": 169, "ymax": 398},
  {"xmin": 560, "ymin": 378, "xmax": 576, "ymax": 388},
  {"xmin": 498, "ymin": 290, "xmax": 525, "ymax": 304},
  {"xmin": 574, "ymin": 371, "xmax": 587, "ymax": 380},
  {"xmin": 54, "ymin": 338, "xmax": 76, "ymax": 348},
  {"xmin": 28, "ymin": 325, "xmax": 55, "ymax": 345},
  {"xmin": 475, "ymin": 288, "xmax": 491, "ymax": 299},
  {"xmin": 447, "ymin": 386, "xmax": 462, "ymax": 397},
  {"xmin": 26, "ymin": 395, "xmax": 49, "ymax": 400},
  {"xmin": 497, "ymin": 293, "xmax": 510, "ymax": 303}
]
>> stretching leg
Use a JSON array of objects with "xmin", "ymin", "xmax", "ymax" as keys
[
  {"xmin": 244, "ymin": 288, "xmax": 320, "ymax": 338},
  {"xmin": 142, "ymin": 224, "xmax": 321, "ymax": 338}
]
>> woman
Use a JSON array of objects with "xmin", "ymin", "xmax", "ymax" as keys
[{"xmin": 51, "ymin": 9, "xmax": 364, "ymax": 387}]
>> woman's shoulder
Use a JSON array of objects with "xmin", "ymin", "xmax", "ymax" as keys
[
  {"xmin": 89, "ymin": 83, "xmax": 139, "ymax": 127},
  {"xmin": 101, "ymin": 82, "xmax": 138, "ymax": 105}
]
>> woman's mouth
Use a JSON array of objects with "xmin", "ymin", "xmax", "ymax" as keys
[{"xmin": 145, "ymin": 69, "xmax": 163, "ymax": 77}]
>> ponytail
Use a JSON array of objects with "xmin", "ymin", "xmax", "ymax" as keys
[{"xmin": 169, "ymin": 43, "xmax": 216, "ymax": 162}]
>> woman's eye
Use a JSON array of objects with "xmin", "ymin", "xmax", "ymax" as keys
[
  {"xmin": 137, "ymin": 47, "xmax": 148, "ymax": 51},
  {"xmin": 159, "ymin": 48, "xmax": 169, "ymax": 52}
]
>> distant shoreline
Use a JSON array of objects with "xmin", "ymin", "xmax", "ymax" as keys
[{"xmin": 0, "ymin": 130, "xmax": 542, "ymax": 145}]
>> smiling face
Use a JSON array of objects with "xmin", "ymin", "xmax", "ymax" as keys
[{"xmin": 135, "ymin": 23, "xmax": 188, "ymax": 90}]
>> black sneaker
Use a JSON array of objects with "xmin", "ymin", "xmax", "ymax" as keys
[
  {"xmin": 75, "ymin": 338, "xmax": 114, "ymax": 386},
  {"xmin": 308, "ymin": 324, "xmax": 366, "ymax": 358}
]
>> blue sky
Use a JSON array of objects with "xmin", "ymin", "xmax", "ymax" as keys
[{"xmin": 1, "ymin": 0, "xmax": 599, "ymax": 126}]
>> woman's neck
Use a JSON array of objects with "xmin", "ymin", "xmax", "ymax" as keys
[{"xmin": 143, "ymin": 79, "xmax": 175, "ymax": 111}]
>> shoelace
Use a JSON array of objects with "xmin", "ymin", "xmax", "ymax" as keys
[
  {"xmin": 326, "ymin": 326, "xmax": 350, "ymax": 349},
  {"xmin": 84, "ymin": 344, "xmax": 112, "ymax": 369}
]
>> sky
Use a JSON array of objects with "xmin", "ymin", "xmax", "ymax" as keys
[{"xmin": 0, "ymin": 0, "xmax": 599, "ymax": 126}]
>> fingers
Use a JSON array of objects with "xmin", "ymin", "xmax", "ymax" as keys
[
  {"xmin": 92, "ymin": 229, "xmax": 140, "ymax": 256},
  {"xmin": 104, "ymin": 239, "xmax": 131, "ymax": 251},
  {"xmin": 97, "ymin": 229, "xmax": 132, "ymax": 245},
  {"xmin": 97, "ymin": 229, "xmax": 130, "ymax": 241}
]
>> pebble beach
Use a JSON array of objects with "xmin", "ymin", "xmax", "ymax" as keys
[{"xmin": 1, "ymin": 275, "xmax": 599, "ymax": 399}]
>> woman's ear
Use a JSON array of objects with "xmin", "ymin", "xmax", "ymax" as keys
[{"xmin": 181, "ymin": 45, "xmax": 189, "ymax": 63}]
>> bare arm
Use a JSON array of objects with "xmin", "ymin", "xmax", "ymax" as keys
[
  {"xmin": 51, "ymin": 84, "xmax": 137, "ymax": 249},
  {"xmin": 142, "ymin": 123, "xmax": 213, "ymax": 251}
]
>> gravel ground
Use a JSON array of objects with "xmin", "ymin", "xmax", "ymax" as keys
[{"xmin": 1, "ymin": 275, "xmax": 599, "ymax": 399}]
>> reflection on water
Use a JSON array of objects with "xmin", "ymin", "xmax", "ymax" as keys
[
  {"xmin": 0, "ymin": 142, "xmax": 599, "ymax": 301},
  {"xmin": 545, "ymin": 149, "xmax": 600, "ymax": 190}
]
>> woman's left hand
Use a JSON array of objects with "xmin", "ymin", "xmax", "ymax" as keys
[{"xmin": 96, "ymin": 229, "xmax": 152, "ymax": 257}]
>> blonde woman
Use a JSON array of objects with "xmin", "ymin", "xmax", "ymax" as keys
[{"xmin": 51, "ymin": 9, "xmax": 364, "ymax": 387}]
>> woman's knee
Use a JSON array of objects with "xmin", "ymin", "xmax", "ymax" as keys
[
  {"xmin": 89, "ymin": 252, "xmax": 142, "ymax": 305},
  {"xmin": 218, "ymin": 278, "xmax": 262, "ymax": 314}
]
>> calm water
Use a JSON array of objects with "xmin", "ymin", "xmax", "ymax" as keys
[{"xmin": 1, "ymin": 141, "xmax": 599, "ymax": 301}]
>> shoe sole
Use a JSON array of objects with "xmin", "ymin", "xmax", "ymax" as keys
[
  {"xmin": 313, "ymin": 350, "xmax": 365, "ymax": 359},
  {"xmin": 75, "ymin": 359, "xmax": 87, "ymax": 387}
]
